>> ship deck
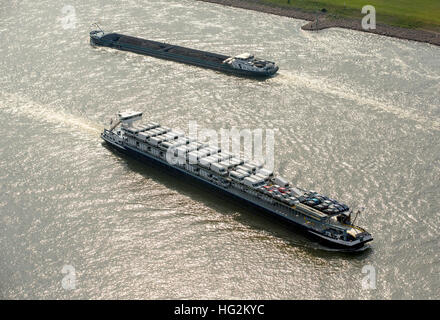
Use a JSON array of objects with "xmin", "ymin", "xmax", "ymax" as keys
[{"xmin": 107, "ymin": 33, "xmax": 230, "ymax": 64}]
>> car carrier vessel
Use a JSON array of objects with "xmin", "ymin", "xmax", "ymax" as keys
[
  {"xmin": 101, "ymin": 111, "xmax": 373, "ymax": 250},
  {"xmin": 90, "ymin": 25, "xmax": 278, "ymax": 78}
]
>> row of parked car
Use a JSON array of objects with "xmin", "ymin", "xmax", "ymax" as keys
[
  {"xmin": 254, "ymin": 183, "xmax": 349, "ymax": 214},
  {"xmin": 123, "ymin": 122, "xmax": 350, "ymax": 215}
]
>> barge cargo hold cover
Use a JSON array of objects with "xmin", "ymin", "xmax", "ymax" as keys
[{"xmin": 90, "ymin": 27, "xmax": 279, "ymax": 78}]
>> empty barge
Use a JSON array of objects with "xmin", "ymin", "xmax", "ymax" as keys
[{"xmin": 90, "ymin": 26, "xmax": 279, "ymax": 77}]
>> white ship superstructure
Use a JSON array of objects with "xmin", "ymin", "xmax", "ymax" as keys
[
  {"xmin": 101, "ymin": 111, "xmax": 373, "ymax": 250},
  {"xmin": 222, "ymin": 53, "xmax": 277, "ymax": 74}
]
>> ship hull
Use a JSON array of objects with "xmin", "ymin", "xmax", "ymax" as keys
[
  {"xmin": 90, "ymin": 35, "xmax": 278, "ymax": 78},
  {"xmin": 102, "ymin": 136, "xmax": 371, "ymax": 251}
]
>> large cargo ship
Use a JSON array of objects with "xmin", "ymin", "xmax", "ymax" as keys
[
  {"xmin": 89, "ymin": 26, "xmax": 278, "ymax": 77},
  {"xmin": 101, "ymin": 111, "xmax": 373, "ymax": 250}
]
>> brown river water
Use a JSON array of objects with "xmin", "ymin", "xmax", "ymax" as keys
[{"xmin": 0, "ymin": 0, "xmax": 439, "ymax": 299}]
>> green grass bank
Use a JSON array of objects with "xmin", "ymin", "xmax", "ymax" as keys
[{"xmin": 263, "ymin": 0, "xmax": 440, "ymax": 31}]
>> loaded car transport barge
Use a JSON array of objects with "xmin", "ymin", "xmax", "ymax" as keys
[
  {"xmin": 90, "ymin": 27, "xmax": 278, "ymax": 77},
  {"xmin": 101, "ymin": 111, "xmax": 373, "ymax": 250}
]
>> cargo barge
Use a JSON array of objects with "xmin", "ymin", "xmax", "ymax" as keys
[
  {"xmin": 90, "ymin": 26, "xmax": 278, "ymax": 77},
  {"xmin": 101, "ymin": 111, "xmax": 373, "ymax": 251}
]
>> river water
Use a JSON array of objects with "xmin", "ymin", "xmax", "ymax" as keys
[{"xmin": 0, "ymin": 0, "xmax": 439, "ymax": 299}]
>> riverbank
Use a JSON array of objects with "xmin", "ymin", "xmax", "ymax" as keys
[{"xmin": 197, "ymin": 0, "xmax": 440, "ymax": 46}]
